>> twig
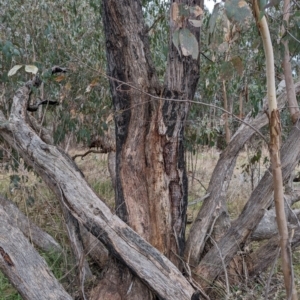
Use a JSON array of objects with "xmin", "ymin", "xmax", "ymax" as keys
[
  {"xmin": 286, "ymin": 30, "xmax": 300, "ymax": 44},
  {"xmin": 187, "ymin": 174, "xmax": 208, "ymax": 192},
  {"xmin": 71, "ymin": 55, "xmax": 268, "ymax": 144},
  {"xmin": 145, "ymin": 14, "xmax": 164, "ymax": 34},
  {"xmin": 210, "ymin": 236, "xmax": 230, "ymax": 300},
  {"xmin": 264, "ymin": 247, "xmax": 280, "ymax": 300},
  {"xmin": 200, "ymin": 52, "xmax": 214, "ymax": 63},
  {"xmin": 171, "ymin": 250, "xmax": 210, "ymax": 300},
  {"xmin": 188, "ymin": 193, "xmax": 211, "ymax": 206},
  {"xmin": 72, "ymin": 149, "xmax": 108, "ymax": 160}
]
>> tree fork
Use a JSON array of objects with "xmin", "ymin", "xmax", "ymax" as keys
[{"xmin": 0, "ymin": 80, "xmax": 196, "ymax": 300}]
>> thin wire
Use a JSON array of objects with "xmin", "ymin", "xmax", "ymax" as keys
[{"xmin": 72, "ymin": 55, "xmax": 268, "ymax": 143}]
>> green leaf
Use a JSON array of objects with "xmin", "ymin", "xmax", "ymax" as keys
[
  {"xmin": 259, "ymin": 0, "xmax": 267, "ymax": 10},
  {"xmin": 26, "ymin": 196, "xmax": 35, "ymax": 207},
  {"xmin": 9, "ymin": 174, "xmax": 20, "ymax": 189},
  {"xmin": 259, "ymin": 10, "xmax": 265, "ymax": 20},
  {"xmin": 179, "ymin": 28, "xmax": 199, "ymax": 60},
  {"xmin": 224, "ymin": 0, "xmax": 251, "ymax": 25},
  {"xmin": 25, "ymin": 65, "xmax": 39, "ymax": 75},
  {"xmin": 8, "ymin": 65, "xmax": 23, "ymax": 77},
  {"xmin": 208, "ymin": 3, "xmax": 221, "ymax": 34}
]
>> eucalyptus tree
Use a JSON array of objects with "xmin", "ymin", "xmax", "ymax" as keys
[{"xmin": 1, "ymin": 0, "xmax": 300, "ymax": 299}]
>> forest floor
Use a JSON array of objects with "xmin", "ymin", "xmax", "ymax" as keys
[{"xmin": 0, "ymin": 146, "xmax": 299, "ymax": 299}]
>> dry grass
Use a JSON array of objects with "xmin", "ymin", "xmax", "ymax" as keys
[{"xmin": 0, "ymin": 146, "xmax": 299, "ymax": 299}]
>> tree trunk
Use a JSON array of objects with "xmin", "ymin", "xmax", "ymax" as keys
[
  {"xmin": 0, "ymin": 80, "xmax": 196, "ymax": 300},
  {"xmin": 184, "ymin": 81, "xmax": 300, "ymax": 267},
  {"xmin": 251, "ymin": 190, "xmax": 300, "ymax": 241},
  {"xmin": 102, "ymin": 0, "xmax": 200, "ymax": 269},
  {"xmin": 281, "ymin": 0, "xmax": 300, "ymax": 124},
  {"xmin": 253, "ymin": 1, "xmax": 297, "ymax": 297},
  {"xmin": 0, "ymin": 205, "xmax": 72, "ymax": 300},
  {"xmin": 101, "ymin": 1, "xmax": 201, "ymax": 296},
  {"xmin": 223, "ymin": 80, "xmax": 231, "ymax": 144},
  {"xmin": 192, "ymin": 116, "xmax": 300, "ymax": 291}
]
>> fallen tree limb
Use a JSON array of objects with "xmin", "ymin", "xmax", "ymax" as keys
[
  {"xmin": 251, "ymin": 190, "xmax": 300, "ymax": 241},
  {"xmin": 184, "ymin": 81, "xmax": 300, "ymax": 267},
  {"xmin": 193, "ymin": 117, "xmax": 300, "ymax": 289},
  {"xmin": 0, "ymin": 79, "xmax": 195, "ymax": 299},
  {"xmin": 0, "ymin": 204, "xmax": 72, "ymax": 300},
  {"xmin": 249, "ymin": 228, "xmax": 300, "ymax": 277},
  {"xmin": 0, "ymin": 194, "xmax": 109, "ymax": 277},
  {"xmin": 0, "ymin": 194, "xmax": 63, "ymax": 254}
]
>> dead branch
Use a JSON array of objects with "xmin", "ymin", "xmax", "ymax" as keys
[
  {"xmin": 0, "ymin": 77, "xmax": 195, "ymax": 300},
  {"xmin": 72, "ymin": 149, "xmax": 108, "ymax": 160},
  {"xmin": 0, "ymin": 194, "xmax": 63, "ymax": 254},
  {"xmin": 0, "ymin": 205, "xmax": 72, "ymax": 300}
]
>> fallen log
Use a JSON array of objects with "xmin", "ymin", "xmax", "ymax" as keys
[
  {"xmin": 0, "ymin": 78, "xmax": 195, "ymax": 300},
  {"xmin": 0, "ymin": 194, "xmax": 63, "ymax": 254},
  {"xmin": 0, "ymin": 205, "xmax": 72, "ymax": 300}
]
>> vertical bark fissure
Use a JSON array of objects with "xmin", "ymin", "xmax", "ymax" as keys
[
  {"xmin": 102, "ymin": 0, "xmax": 201, "ymax": 268},
  {"xmin": 162, "ymin": 0, "xmax": 201, "ymax": 263},
  {"xmin": 102, "ymin": 0, "xmax": 159, "ymax": 243}
]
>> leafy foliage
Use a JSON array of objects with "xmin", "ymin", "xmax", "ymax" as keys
[
  {"xmin": 0, "ymin": 0, "xmax": 300, "ymax": 155},
  {"xmin": 224, "ymin": 0, "xmax": 252, "ymax": 25},
  {"xmin": 0, "ymin": 0, "xmax": 110, "ymax": 146}
]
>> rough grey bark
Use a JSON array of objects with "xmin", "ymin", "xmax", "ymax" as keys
[
  {"xmin": 0, "ymin": 205, "xmax": 72, "ymax": 300},
  {"xmin": 0, "ymin": 81, "xmax": 195, "ymax": 300},
  {"xmin": 0, "ymin": 194, "xmax": 63, "ymax": 254},
  {"xmin": 185, "ymin": 81, "xmax": 300, "ymax": 267},
  {"xmin": 1, "ymin": 192, "xmax": 110, "ymax": 275},
  {"xmin": 80, "ymin": 225, "xmax": 110, "ymax": 268},
  {"xmin": 251, "ymin": 190, "xmax": 300, "ymax": 241},
  {"xmin": 249, "ymin": 228, "xmax": 300, "ymax": 277},
  {"xmin": 60, "ymin": 205, "xmax": 93, "ymax": 286},
  {"xmin": 193, "ymin": 116, "xmax": 300, "ymax": 289}
]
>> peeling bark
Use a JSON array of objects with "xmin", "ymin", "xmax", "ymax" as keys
[
  {"xmin": 193, "ymin": 117, "xmax": 300, "ymax": 291},
  {"xmin": 102, "ymin": 0, "xmax": 201, "ymax": 270},
  {"xmin": 0, "ymin": 205, "xmax": 72, "ymax": 300},
  {"xmin": 0, "ymin": 82, "xmax": 195, "ymax": 300},
  {"xmin": 184, "ymin": 81, "xmax": 300, "ymax": 267},
  {"xmin": 253, "ymin": 1, "xmax": 297, "ymax": 297}
]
